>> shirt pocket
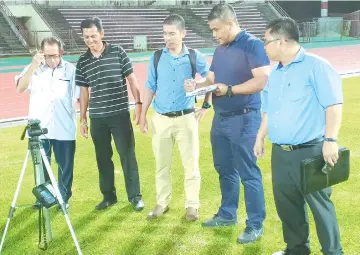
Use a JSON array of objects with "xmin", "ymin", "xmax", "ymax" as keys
[
  {"xmin": 53, "ymin": 79, "xmax": 70, "ymax": 98},
  {"xmin": 285, "ymin": 82, "xmax": 313, "ymax": 102}
]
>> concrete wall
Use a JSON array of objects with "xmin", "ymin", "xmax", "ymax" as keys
[{"xmin": 7, "ymin": 4, "xmax": 51, "ymax": 48}]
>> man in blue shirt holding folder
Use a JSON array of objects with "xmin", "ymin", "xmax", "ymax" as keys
[
  {"xmin": 140, "ymin": 14, "xmax": 209, "ymax": 221},
  {"xmin": 255, "ymin": 17, "xmax": 343, "ymax": 255},
  {"xmin": 185, "ymin": 3, "xmax": 270, "ymax": 244}
]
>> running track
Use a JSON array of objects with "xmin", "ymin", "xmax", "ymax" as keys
[{"xmin": 0, "ymin": 44, "xmax": 359, "ymax": 121}]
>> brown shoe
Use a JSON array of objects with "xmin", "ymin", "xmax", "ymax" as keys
[
  {"xmin": 186, "ymin": 207, "xmax": 198, "ymax": 221},
  {"xmin": 147, "ymin": 205, "xmax": 169, "ymax": 219}
]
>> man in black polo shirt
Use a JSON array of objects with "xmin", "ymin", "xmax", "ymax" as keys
[{"xmin": 75, "ymin": 17, "xmax": 144, "ymax": 211}]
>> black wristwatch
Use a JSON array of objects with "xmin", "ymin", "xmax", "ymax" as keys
[
  {"xmin": 202, "ymin": 102, "xmax": 212, "ymax": 109},
  {"xmin": 135, "ymin": 101, "xmax": 142, "ymax": 105},
  {"xmin": 324, "ymin": 137, "xmax": 337, "ymax": 142},
  {"xmin": 226, "ymin": 86, "xmax": 233, "ymax": 97}
]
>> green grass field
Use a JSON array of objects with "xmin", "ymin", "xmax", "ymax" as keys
[{"xmin": 0, "ymin": 77, "xmax": 359, "ymax": 255}]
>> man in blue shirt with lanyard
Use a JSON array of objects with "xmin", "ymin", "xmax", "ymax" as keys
[
  {"xmin": 255, "ymin": 17, "xmax": 343, "ymax": 255},
  {"xmin": 185, "ymin": 4, "xmax": 269, "ymax": 243},
  {"xmin": 140, "ymin": 14, "xmax": 210, "ymax": 221}
]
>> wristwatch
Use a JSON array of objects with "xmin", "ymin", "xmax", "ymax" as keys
[
  {"xmin": 324, "ymin": 137, "xmax": 337, "ymax": 142},
  {"xmin": 226, "ymin": 86, "xmax": 233, "ymax": 97},
  {"xmin": 202, "ymin": 102, "xmax": 212, "ymax": 109},
  {"xmin": 135, "ymin": 101, "xmax": 142, "ymax": 105}
]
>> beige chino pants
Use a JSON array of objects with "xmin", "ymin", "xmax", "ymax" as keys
[{"xmin": 151, "ymin": 111, "xmax": 201, "ymax": 209}]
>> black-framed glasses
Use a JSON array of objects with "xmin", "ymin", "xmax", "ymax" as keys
[
  {"xmin": 263, "ymin": 38, "xmax": 281, "ymax": 46},
  {"xmin": 44, "ymin": 55, "xmax": 60, "ymax": 60}
]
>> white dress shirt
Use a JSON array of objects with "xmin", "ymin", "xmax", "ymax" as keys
[{"xmin": 15, "ymin": 60, "xmax": 79, "ymax": 140}]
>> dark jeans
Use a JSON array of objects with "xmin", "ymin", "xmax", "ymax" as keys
[
  {"xmin": 90, "ymin": 111, "xmax": 142, "ymax": 202},
  {"xmin": 41, "ymin": 139, "xmax": 75, "ymax": 203},
  {"xmin": 210, "ymin": 109, "xmax": 266, "ymax": 229},
  {"xmin": 272, "ymin": 142, "xmax": 343, "ymax": 255}
]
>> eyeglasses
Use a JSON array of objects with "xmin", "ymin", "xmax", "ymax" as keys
[
  {"xmin": 263, "ymin": 38, "xmax": 281, "ymax": 46},
  {"xmin": 44, "ymin": 55, "xmax": 60, "ymax": 60}
]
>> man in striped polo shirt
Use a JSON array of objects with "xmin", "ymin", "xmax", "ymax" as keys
[{"xmin": 75, "ymin": 17, "xmax": 144, "ymax": 211}]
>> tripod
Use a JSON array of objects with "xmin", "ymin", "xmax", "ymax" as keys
[{"xmin": 0, "ymin": 121, "xmax": 82, "ymax": 254}]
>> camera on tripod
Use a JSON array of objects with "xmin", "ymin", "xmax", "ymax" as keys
[
  {"xmin": 1, "ymin": 119, "xmax": 82, "ymax": 254},
  {"xmin": 21, "ymin": 119, "xmax": 48, "ymax": 140},
  {"xmin": 22, "ymin": 120, "xmax": 58, "ymax": 208}
]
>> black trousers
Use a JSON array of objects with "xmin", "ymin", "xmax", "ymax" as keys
[
  {"xmin": 271, "ymin": 142, "xmax": 343, "ymax": 255},
  {"xmin": 90, "ymin": 111, "xmax": 141, "ymax": 202}
]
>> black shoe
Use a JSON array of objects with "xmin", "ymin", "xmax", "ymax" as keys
[
  {"xmin": 95, "ymin": 199, "xmax": 117, "ymax": 210},
  {"xmin": 131, "ymin": 197, "xmax": 144, "ymax": 211}
]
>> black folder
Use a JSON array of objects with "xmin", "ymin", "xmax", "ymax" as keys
[{"xmin": 300, "ymin": 147, "xmax": 350, "ymax": 194}]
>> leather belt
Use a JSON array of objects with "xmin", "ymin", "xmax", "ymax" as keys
[
  {"xmin": 275, "ymin": 137, "xmax": 324, "ymax": 152},
  {"xmin": 161, "ymin": 108, "xmax": 195, "ymax": 118},
  {"xmin": 219, "ymin": 108, "xmax": 254, "ymax": 117}
]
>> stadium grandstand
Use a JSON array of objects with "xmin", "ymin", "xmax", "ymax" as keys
[{"xmin": 0, "ymin": 0, "xmax": 359, "ymax": 56}]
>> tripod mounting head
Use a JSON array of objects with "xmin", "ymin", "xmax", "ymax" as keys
[{"xmin": 21, "ymin": 119, "xmax": 48, "ymax": 140}]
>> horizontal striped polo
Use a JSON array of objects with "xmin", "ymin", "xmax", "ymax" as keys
[{"xmin": 75, "ymin": 42, "xmax": 133, "ymax": 118}]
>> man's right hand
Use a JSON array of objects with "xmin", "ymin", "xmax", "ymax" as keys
[
  {"xmin": 254, "ymin": 137, "xmax": 265, "ymax": 158},
  {"xmin": 184, "ymin": 79, "xmax": 196, "ymax": 92},
  {"xmin": 139, "ymin": 113, "xmax": 148, "ymax": 134},
  {"xmin": 80, "ymin": 121, "xmax": 88, "ymax": 139},
  {"xmin": 30, "ymin": 53, "xmax": 45, "ymax": 70}
]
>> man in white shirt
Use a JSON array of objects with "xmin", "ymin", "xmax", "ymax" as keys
[{"xmin": 15, "ymin": 37, "xmax": 79, "ymax": 209}]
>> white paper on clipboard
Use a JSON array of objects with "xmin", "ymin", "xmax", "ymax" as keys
[{"xmin": 185, "ymin": 85, "xmax": 217, "ymax": 97}]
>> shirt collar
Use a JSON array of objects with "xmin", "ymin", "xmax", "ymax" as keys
[
  {"xmin": 163, "ymin": 43, "xmax": 189, "ymax": 56},
  {"xmin": 85, "ymin": 41, "xmax": 109, "ymax": 58},
  {"xmin": 277, "ymin": 47, "xmax": 306, "ymax": 69},
  {"xmin": 58, "ymin": 59, "xmax": 65, "ymax": 68},
  {"xmin": 234, "ymin": 30, "xmax": 246, "ymax": 42},
  {"xmin": 38, "ymin": 59, "xmax": 65, "ymax": 72},
  {"xmin": 224, "ymin": 30, "xmax": 245, "ymax": 48}
]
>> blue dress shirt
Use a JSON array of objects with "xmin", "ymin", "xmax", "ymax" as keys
[
  {"xmin": 262, "ymin": 47, "xmax": 343, "ymax": 145},
  {"xmin": 146, "ymin": 45, "xmax": 209, "ymax": 114}
]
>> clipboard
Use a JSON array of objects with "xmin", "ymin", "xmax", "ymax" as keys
[{"xmin": 185, "ymin": 85, "xmax": 217, "ymax": 97}]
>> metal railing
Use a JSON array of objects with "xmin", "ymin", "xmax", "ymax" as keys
[
  {"xmin": 24, "ymin": 30, "xmax": 83, "ymax": 54},
  {"xmin": 31, "ymin": 0, "xmax": 83, "ymax": 53},
  {"xmin": 0, "ymin": 0, "xmax": 29, "ymax": 50},
  {"xmin": 0, "ymin": 29, "xmax": 30, "ymax": 56},
  {"xmin": 344, "ymin": 10, "xmax": 360, "ymax": 21},
  {"xmin": 3, "ymin": 0, "xmax": 157, "ymax": 7},
  {"xmin": 344, "ymin": 10, "xmax": 360, "ymax": 40},
  {"xmin": 298, "ymin": 19, "xmax": 360, "ymax": 43},
  {"xmin": 266, "ymin": 0, "xmax": 289, "ymax": 18},
  {"xmin": 31, "ymin": 0, "xmax": 66, "ymax": 46},
  {"xmin": 2, "ymin": 0, "xmax": 243, "ymax": 7}
]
